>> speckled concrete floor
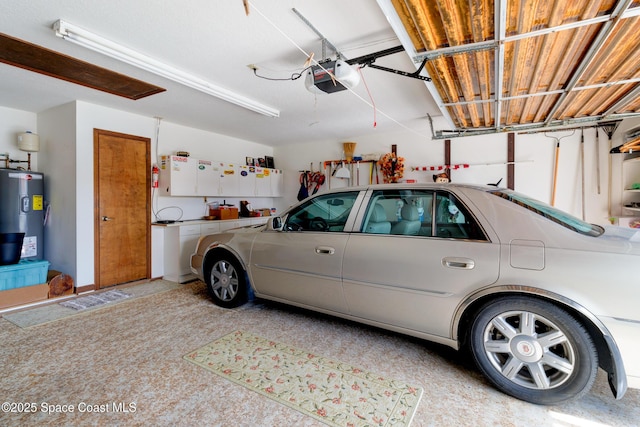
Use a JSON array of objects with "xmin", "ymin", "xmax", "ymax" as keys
[{"xmin": 0, "ymin": 280, "xmax": 638, "ymax": 427}]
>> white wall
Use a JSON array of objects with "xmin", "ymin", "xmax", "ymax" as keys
[
  {"xmin": 38, "ymin": 102, "xmax": 77, "ymax": 281},
  {"xmin": 0, "ymin": 106, "xmax": 38, "ymax": 170},
  {"xmin": 274, "ymin": 115, "xmax": 630, "ymax": 226}
]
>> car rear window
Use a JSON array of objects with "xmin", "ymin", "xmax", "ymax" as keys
[{"xmin": 490, "ymin": 190, "xmax": 604, "ymax": 237}]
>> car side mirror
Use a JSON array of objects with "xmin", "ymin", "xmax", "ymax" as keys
[{"xmin": 269, "ymin": 216, "xmax": 283, "ymax": 231}]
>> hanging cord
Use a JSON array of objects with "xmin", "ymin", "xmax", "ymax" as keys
[
  {"xmin": 358, "ymin": 67, "xmax": 377, "ymax": 128},
  {"xmin": 151, "ymin": 117, "xmax": 183, "ymax": 222},
  {"xmin": 247, "ymin": 1, "xmax": 429, "ymax": 139},
  {"xmin": 251, "ymin": 66, "xmax": 310, "ymax": 82},
  {"xmin": 152, "ymin": 117, "xmax": 162, "ymax": 219}
]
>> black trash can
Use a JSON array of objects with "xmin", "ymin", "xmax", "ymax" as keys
[{"xmin": 0, "ymin": 233, "xmax": 25, "ymax": 266}]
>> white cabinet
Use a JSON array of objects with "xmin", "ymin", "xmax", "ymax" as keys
[
  {"xmin": 200, "ymin": 222, "xmax": 221, "ymax": 235},
  {"xmin": 159, "ymin": 156, "xmax": 197, "ymax": 196},
  {"xmin": 196, "ymin": 159, "xmax": 221, "ymax": 196},
  {"xmin": 255, "ymin": 167, "xmax": 271, "ymax": 196},
  {"xmin": 219, "ymin": 220, "xmax": 242, "ymax": 232},
  {"xmin": 159, "ymin": 219, "xmax": 265, "ymax": 283},
  {"xmin": 271, "ymin": 169, "xmax": 284, "ymax": 196},
  {"xmin": 219, "ymin": 162, "xmax": 239, "ymax": 196},
  {"xmin": 151, "ymin": 226, "xmax": 165, "ymax": 278},
  {"xmin": 237, "ymin": 165, "xmax": 256, "ymax": 196},
  {"xmin": 251, "ymin": 217, "xmax": 269, "ymax": 226},
  {"xmin": 162, "ymin": 223, "xmax": 201, "ymax": 283},
  {"xmin": 159, "ymin": 155, "xmax": 282, "ymax": 197}
]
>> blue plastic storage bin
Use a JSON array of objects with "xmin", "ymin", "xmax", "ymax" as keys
[{"xmin": 0, "ymin": 260, "xmax": 49, "ymax": 291}]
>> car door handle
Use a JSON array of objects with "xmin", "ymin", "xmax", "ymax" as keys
[
  {"xmin": 442, "ymin": 257, "xmax": 475, "ymax": 269},
  {"xmin": 315, "ymin": 246, "xmax": 335, "ymax": 255}
]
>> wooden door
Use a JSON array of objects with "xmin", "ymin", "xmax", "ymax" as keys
[{"xmin": 94, "ymin": 129, "xmax": 150, "ymax": 288}]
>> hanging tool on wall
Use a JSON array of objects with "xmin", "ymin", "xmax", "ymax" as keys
[
  {"xmin": 545, "ymin": 130, "xmax": 575, "ymax": 206},
  {"xmin": 297, "ymin": 167, "xmax": 311, "ymax": 201},
  {"xmin": 309, "ymin": 162, "xmax": 325, "ymax": 195}
]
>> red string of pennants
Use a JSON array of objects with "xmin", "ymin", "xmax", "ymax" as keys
[{"xmin": 411, "ymin": 164, "xmax": 470, "ymax": 171}]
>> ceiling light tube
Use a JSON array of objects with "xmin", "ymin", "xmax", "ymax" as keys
[{"xmin": 53, "ymin": 20, "xmax": 280, "ymax": 118}]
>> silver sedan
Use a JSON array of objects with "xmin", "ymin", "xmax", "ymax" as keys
[{"xmin": 190, "ymin": 183, "xmax": 640, "ymax": 405}]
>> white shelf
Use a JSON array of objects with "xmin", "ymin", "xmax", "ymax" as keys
[{"xmin": 622, "ymin": 153, "xmax": 640, "ymax": 215}]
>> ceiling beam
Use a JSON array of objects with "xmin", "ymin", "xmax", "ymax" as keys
[{"xmin": 440, "ymin": 77, "xmax": 640, "ymax": 107}]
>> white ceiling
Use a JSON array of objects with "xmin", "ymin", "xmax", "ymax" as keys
[{"xmin": 0, "ymin": 0, "xmax": 441, "ymax": 146}]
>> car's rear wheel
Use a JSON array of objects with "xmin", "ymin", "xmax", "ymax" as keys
[
  {"xmin": 470, "ymin": 296, "xmax": 597, "ymax": 405},
  {"xmin": 204, "ymin": 253, "xmax": 247, "ymax": 308}
]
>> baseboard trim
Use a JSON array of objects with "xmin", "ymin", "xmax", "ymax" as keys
[{"xmin": 75, "ymin": 284, "xmax": 96, "ymax": 294}]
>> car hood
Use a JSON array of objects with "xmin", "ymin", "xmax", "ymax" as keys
[{"xmin": 596, "ymin": 226, "xmax": 640, "ymax": 255}]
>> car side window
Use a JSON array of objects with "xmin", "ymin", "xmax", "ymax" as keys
[
  {"xmin": 362, "ymin": 189, "xmax": 433, "ymax": 236},
  {"xmin": 284, "ymin": 192, "xmax": 359, "ymax": 232},
  {"xmin": 435, "ymin": 191, "xmax": 486, "ymax": 240}
]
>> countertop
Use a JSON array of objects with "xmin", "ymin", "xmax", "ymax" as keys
[{"xmin": 151, "ymin": 217, "xmax": 267, "ymax": 227}]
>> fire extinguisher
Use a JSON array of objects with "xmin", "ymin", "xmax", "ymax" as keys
[{"xmin": 152, "ymin": 164, "xmax": 159, "ymax": 188}]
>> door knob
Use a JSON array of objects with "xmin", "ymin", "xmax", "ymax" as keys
[{"xmin": 102, "ymin": 216, "xmax": 114, "ymax": 221}]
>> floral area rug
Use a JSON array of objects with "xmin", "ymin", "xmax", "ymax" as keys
[{"xmin": 184, "ymin": 330, "xmax": 423, "ymax": 427}]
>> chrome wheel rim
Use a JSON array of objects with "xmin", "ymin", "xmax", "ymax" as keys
[
  {"xmin": 482, "ymin": 310, "xmax": 575, "ymax": 390},
  {"xmin": 210, "ymin": 260, "xmax": 238, "ymax": 302}
]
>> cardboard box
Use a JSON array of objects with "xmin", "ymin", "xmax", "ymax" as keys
[
  {"xmin": 0, "ymin": 283, "xmax": 49, "ymax": 309},
  {"xmin": 210, "ymin": 207, "xmax": 239, "ymax": 220}
]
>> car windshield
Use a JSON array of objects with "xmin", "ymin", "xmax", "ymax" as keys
[{"xmin": 490, "ymin": 190, "xmax": 604, "ymax": 237}]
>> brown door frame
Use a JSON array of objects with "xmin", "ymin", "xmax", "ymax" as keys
[{"xmin": 93, "ymin": 128, "xmax": 151, "ymax": 289}]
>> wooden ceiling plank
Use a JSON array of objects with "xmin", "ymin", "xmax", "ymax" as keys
[
  {"xmin": 603, "ymin": 82, "xmax": 640, "ymax": 116},
  {"xmin": 427, "ymin": 58, "xmax": 470, "ymax": 127},
  {"xmin": 519, "ymin": 0, "xmax": 567, "ymax": 124},
  {"xmin": 544, "ymin": 0, "xmax": 636, "ymax": 124},
  {"xmin": 470, "ymin": 0, "xmax": 494, "ymax": 126},
  {"xmin": 494, "ymin": 0, "xmax": 508, "ymax": 128},
  {"xmin": 435, "ymin": 0, "xmax": 483, "ymax": 126},
  {"xmin": 583, "ymin": 18, "xmax": 640, "ymax": 84},
  {"xmin": 390, "ymin": 0, "xmax": 427, "ymax": 51},
  {"xmin": 389, "ymin": 0, "xmax": 640, "ymax": 135}
]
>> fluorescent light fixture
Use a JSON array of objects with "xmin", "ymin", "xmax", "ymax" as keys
[{"xmin": 53, "ymin": 19, "xmax": 280, "ymax": 118}]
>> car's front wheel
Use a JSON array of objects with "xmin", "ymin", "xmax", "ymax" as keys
[
  {"xmin": 204, "ymin": 252, "xmax": 247, "ymax": 308},
  {"xmin": 470, "ymin": 296, "xmax": 597, "ymax": 405}
]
